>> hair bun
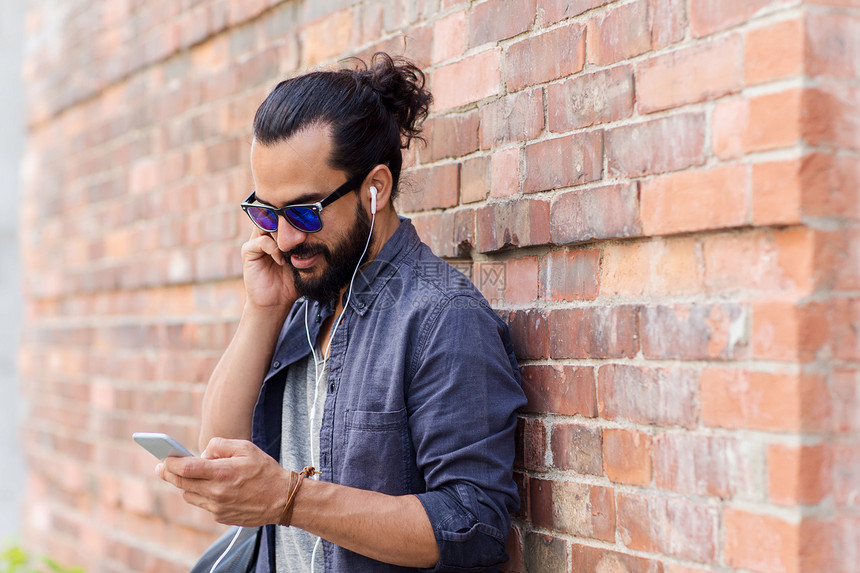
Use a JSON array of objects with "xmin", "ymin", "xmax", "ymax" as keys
[{"xmin": 352, "ymin": 53, "xmax": 432, "ymax": 149}]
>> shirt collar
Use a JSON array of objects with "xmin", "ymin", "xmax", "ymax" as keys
[{"xmin": 344, "ymin": 216, "xmax": 419, "ymax": 317}]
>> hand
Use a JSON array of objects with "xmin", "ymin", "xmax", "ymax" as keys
[
  {"xmin": 241, "ymin": 228, "xmax": 300, "ymax": 311},
  {"xmin": 157, "ymin": 438, "xmax": 290, "ymax": 526}
]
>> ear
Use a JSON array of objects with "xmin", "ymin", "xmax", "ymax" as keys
[{"xmin": 361, "ymin": 164, "xmax": 394, "ymax": 216}]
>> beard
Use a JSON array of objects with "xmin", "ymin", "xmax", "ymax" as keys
[{"xmin": 285, "ymin": 204, "xmax": 373, "ymax": 304}]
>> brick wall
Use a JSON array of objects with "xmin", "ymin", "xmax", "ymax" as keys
[{"xmin": 17, "ymin": 0, "xmax": 859, "ymax": 572}]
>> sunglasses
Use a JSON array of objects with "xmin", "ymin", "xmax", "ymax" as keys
[{"xmin": 241, "ymin": 170, "xmax": 369, "ymax": 233}]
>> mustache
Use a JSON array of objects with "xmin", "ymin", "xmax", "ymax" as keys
[{"xmin": 283, "ymin": 242, "xmax": 329, "ymax": 260}]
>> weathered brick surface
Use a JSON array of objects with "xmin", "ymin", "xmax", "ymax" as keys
[{"xmin": 18, "ymin": 0, "xmax": 860, "ymax": 572}]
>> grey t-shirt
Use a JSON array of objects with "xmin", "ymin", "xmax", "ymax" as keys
[{"xmin": 275, "ymin": 349, "xmax": 328, "ymax": 573}]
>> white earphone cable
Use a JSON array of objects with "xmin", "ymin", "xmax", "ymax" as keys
[
  {"xmin": 304, "ymin": 201, "xmax": 376, "ymax": 573},
  {"xmin": 209, "ymin": 526, "xmax": 244, "ymax": 573}
]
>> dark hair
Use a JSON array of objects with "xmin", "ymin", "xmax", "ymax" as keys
[{"xmin": 253, "ymin": 53, "xmax": 432, "ymax": 200}]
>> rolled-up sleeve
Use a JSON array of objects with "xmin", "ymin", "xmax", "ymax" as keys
[{"xmin": 408, "ymin": 295, "xmax": 526, "ymax": 571}]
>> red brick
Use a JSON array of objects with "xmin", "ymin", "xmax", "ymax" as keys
[
  {"xmin": 521, "ymin": 364, "xmax": 596, "ymax": 416},
  {"xmin": 587, "ymin": 0, "xmax": 651, "ymax": 66},
  {"xmin": 641, "ymin": 303, "xmax": 749, "ymax": 360},
  {"xmin": 490, "ymin": 148, "xmax": 521, "ymax": 198},
  {"xmin": 768, "ymin": 444, "xmax": 832, "ymax": 505},
  {"xmin": 637, "ymin": 34, "xmax": 742, "ymax": 114},
  {"xmin": 800, "ymin": 154, "xmax": 860, "ymax": 220},
  {"xmin": 478, "ymin": 88, "xmax": 544, "ymax": 149},
  {"xmin": 640, "ymin": 163, "xmax": 749, "ymax": 236},
  {"xmin": 798, "ymin": 301, "xmax": 831, "ymax": 364},
  {"xmin": 548, "ymin": 306, "xmax": 639, "ymax": 359},
  {"xmin": 468, "ymin": 0, "xmax": 536, "ymax": 47},
  {"xmin": 654, "ymin": 433, "xmax": 763, "ymax": 498},
  {"xmin": 412, "ymin": 209, "xmax": 476, "ymax": 258},
  {"xmin": 804, "ymin": 83, "xmax": 860, "ymax": 152},
  {"xmin": 530, "ymin": 478, "xmax": 615, "ymax": 540},
  {"xmin": 834, "ymin": 443, "xmax": 860, "ymax": 506},
  {"xmin": 473, "ymin": 261, "xmax": 505, "ymax": 304},
  {"xmin": 607, "ymin": 113, "xmax": 707, "ymax": 178},
  {"xmin": 500, "ymin": 523, "xmax": 523, "ymax": 572},
  {"xmin": 422, "ymin": 110, "xmax": 480, "ymax": 162},
  {"xmin": 725, "ymin": 508, "xmax": 801, "ymax": 573},
  {"xmin": 398, "ymin": 163, "xmax": 459, "ymax": 212},
  {"xmin": 506, "ymin": 22, "xmax": 586, "ymax": 91},
  {"xmin": 701, "ymin": 369, "xmax": 830, "ymax": 432},
  {"xmin": 476, "ymin": 198, "xmax": 551, "ymax": 253},
  {"xmin": 702, "ymin": 228, "xmax": 815, "ymax": 297},
  {"xmin": 301, "ymin": 9, "xmax": 353, "ymax": 66},
  {"xmin": 803, "ymin": 519, "xmax": 839, "ymax": 573},
  {"xmin": 598, "ymin": 364, "xmax": 699, "ymax": 428},
  {"xmin": 806, "ymin": 0, "xmax": 860, "ymax": 5},
  {"xmin": 649, "ymin": 0, "xmax": 687, "ymax": 49},
  {"xmin": 432, "ymin": 11, "xmax": 466, "ymax": 63},
  {"xmin": 538, "ymin": 0, "xmax": 607, "ymax": 25},
  {"xmin": 833, "ymin": 369, "xmax": 860, "ymax": 432},
  {"xmin": 551, "ymin": 423, "xmax": 602, "ymax": 474},
  {"xmin": 524, "ymin": 131, "xmax": 603, "ymax": 193},
  {"xmin": 713, "ymin": 89, "xmax": 803, "ymax": 158},
  {"xmin": 528, "ymin": 477, "xmax": 552, "ymax": 526},
  {"xmin": 600, "ymin": 237, "xmax": 702, "ymax": 298},
  {"xmin": 507, "ymin": 309, "xmax": 549, "ymax": 359},
  {"xmin": 523, "ymin": 533, "xmax": 567, "ymax": 573},
  {"xmin": 690, "ymin": 0, "xmax": 781, "ymax": 37},
  {"xmin": 460, "ymin": 156, "xmax": 490, "ymax": 204},
  {"xmin": 550, "ymin": 183, "xmax": 642, "ymax": 244},
  {"xmin": 666, "ymin": 567, "xmax": 713, "ymax": 573},
  {"xmin": 513, "ymin": 472, "xmax": 530, "ymax": 521},
  {"xmin": 835, "ymin": 515, "xmax": 860, "ymax": 573},
  {"xmin": 752, "ymin": 159, "xmax": 803, "ymax": 226},
  {"xmin": 752, "ymin": 301, "xmax": 801, "ymax": 361},
  {"xmin": 516, "ymin": 417, "xmax": 547, "ymax": 472},
  {"xmin": 432, "ymin": 48, "xmax": 501, "ymax": 110},
  {"xmin": 617, "ymin": 492, "xmax": 720, "ymax": 562},
  {"xmin": 603, "ymin": 429, "xmax": 652, "ymax": 486},
  {"xmin": 547, "ymin": 65, "xmax": 634, "ymax": 131},
  {"xmin": 504, "ymin": 256, "xmax": 539, "ymax": 303},
  {"xmin": 806, "ymin": 11, "xmax": 860, "ymax": 80},
  {"xmin": 571, "ymin": 545, "xmax": 664, "ymax": 573},
  {"xmin": 828, "ymin": 229, "xmax": 860, "ymax": 293},
  {"xmin": 745, "ymin": 17, "xmax": 804, "ymax": 85},
  {"xmin": 543, "ymin": 248, "xmax": 600, "ymax": 301}
]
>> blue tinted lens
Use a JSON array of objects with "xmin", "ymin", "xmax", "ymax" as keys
[
  {"xmin": 247, "ymin": 206, "xmax": 278, "ymax": 231},
  {"xmin": 286, "ymin": 207, "xmax": 322, "ymax": 232}
]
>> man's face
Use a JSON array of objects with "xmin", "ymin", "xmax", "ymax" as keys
[
  {"xmin": 250, "ymin": 127, "xmax": 372, "ymax": 304},
  {"xmin": 287, "ymin": 201, "xmax": 371, "ymax": 303}
]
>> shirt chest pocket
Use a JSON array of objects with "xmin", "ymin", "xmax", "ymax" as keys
[{"xmin": 340, "ymin": 408, "xmax": 411, "ymax": 495}]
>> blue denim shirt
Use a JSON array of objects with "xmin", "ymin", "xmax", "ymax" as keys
[{"xmin": 251, "ymin": 218, "xmax": 526, "ymax": 572}]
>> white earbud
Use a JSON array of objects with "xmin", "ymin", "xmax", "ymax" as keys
[{"xmin": 369, "ymin": 186, "xmax": 377, "ymax": 215}]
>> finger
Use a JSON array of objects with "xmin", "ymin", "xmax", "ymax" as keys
[
  {"xmin": 181, "ymin": 489, "xmax": 214, "ymax": 512},
  {"xmin": 258, "ymin": 235, "xmax": 285, "ymax": 266},
  {"xmin": 243, "ymin": 234, "xmax": 285, "ymax": 266},
  {"xmin": 202, "ymin": 437, "xmax": 257, "ymax": 460},
  {"xmin": 163, "ymin": 455, "xmax": 215, "ymax": 479}
]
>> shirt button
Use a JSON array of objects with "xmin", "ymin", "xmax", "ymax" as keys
[
  {"xmin": 273, "ymin": 361, "xmax": 281, "ymax": 369},
  {"xmin": 329, "ymin": 382, "xmax": 335, "ymax": 392}
]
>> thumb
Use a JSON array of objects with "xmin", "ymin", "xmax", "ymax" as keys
[{"xmin": 201, "ymin": 437, "xmax": 247, "ymax": 459}]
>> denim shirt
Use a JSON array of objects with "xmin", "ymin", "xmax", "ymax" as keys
[{"xmin": 251, "ymin": 218, "xmax": 526, "ymax": 572}]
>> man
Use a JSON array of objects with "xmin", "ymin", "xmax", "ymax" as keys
[{"xmin": 158, "ymin": 53, "xmax": 526, "ymax": 572}]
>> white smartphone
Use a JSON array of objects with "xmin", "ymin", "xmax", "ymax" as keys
[{"xmin": 133, "ymin": 432, "xmax": 195, "ymax": 460}]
